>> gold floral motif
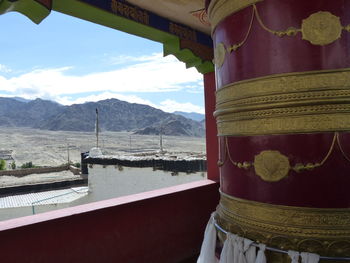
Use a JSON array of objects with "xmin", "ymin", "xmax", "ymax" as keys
[
  {"xmin": 226, "ymin": 6, "xmax": 255, "ymax": 53},
  {"xmin": 214, "ymin": 42, "xmax": 226, "ymax": 68},
  {"xmin": 254, "ymin": 151, "xmax": 290, "ymax": 182},
  {"xmin": 213, "ymin": 5, "xmax": 255, "ymax": 61},
  {"xmin": 301, "ymin": 11, "xmax": 342, "ymax": 46},
  {"xmin": 216, "ymin": 194, "xmax": 350, "ymax": 257},
  {"xmin": 207, "ymin": 0, "xmax": 262, "ymax": 30},
  {"xmin": 253, "ymin": 5, "xmax": 300, "ymax": 38},
  {"xmin": 218, "ymin": 133, "xmax": 348, "ymax": 182},
  {"xmin": 211, "ymin": 4, "xmax": 350, "ymax": 50},
  {"xmin": 215, "ymin": 69, "xmax": 350, "ymax": 136}
]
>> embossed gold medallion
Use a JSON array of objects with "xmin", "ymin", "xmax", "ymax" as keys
[
  {"xmin": 214, "ymin": 42, "xmax": 226, "ymax": 68},
  {"xmin": 254, "ymin": 150, "xmax": 290, "ymax": 182},
  {"xmin": 301, "ymin": 11, "xmax": 342, "ymax": 46}
]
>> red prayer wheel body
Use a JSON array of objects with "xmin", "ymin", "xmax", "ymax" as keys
[{"xmin": 207, "ymin": 0, "xmax": 350, "ymax": 260}]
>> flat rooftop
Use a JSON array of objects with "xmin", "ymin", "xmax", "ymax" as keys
[
  {"xmin": 84, "ymin": 151, "xmax": 207, "ymax": 173},
  {"xmin": 0, "ymin": 187, "xmax": 88, "ymax": 209}
]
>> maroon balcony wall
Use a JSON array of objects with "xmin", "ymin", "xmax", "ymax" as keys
[{"xmin": 0, "ymin": 180, "xmax": 219, "ymax": 263}]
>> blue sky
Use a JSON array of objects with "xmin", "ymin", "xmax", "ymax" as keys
[{"xmin": 0, "ymin": 11, "xmax": 205, "ymax": 113}]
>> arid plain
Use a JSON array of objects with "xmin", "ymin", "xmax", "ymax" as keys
[{"xmin": 0, "ymin": 127, "xmax": 206, "ymax": 166}]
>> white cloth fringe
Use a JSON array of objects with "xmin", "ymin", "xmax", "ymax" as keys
[
  {"xmin": 244, "ymin": 239, "xmax": 256, "ymax": 263},
  {"xmin": 255, "ymin": 244, "xmax": 266, "ymax": 263},
  {"xmin": 198, "ymin": 214, "xmax": 320, "ymax": 263},
  {"xmin": 236, "ymin": 236, "xmax": 246, "ymax": 263},
  {"xmin": 197, "ymin": 213, "xmax": 219, "ymax": 263},
  {"xmin": 233, "ymin": 235, "xmax": 240, "ymax": 263},
  {"xmin": 288, "ymin": 250, "xmax": 300, "ymax": 263},
  {"xmin": 301, "ymin": 252, "xmax": 320, "ymax": 263},
  {"xmin": 220, "ymin": 233, "xmax": 236, "ymax": 263},
  {"xmin": 220, "ymin": 234, "xmax": 256, "ymax": 263}
]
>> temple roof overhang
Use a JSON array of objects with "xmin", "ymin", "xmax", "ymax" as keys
[{"xmin": 0, "ymin": 0, "xmax": 213, "ymax": 73}]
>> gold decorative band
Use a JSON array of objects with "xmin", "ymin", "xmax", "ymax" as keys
[
  {"xmin": 216, "ymin": 193, "xmax": 350, "ymax": 256},
  {"xmin": 215, "ymin": 69, "xmax": 350, "ymax": 136},
  {"xmin": 208, "ymin": 0, "xmax": 262, "ymax": 31}
]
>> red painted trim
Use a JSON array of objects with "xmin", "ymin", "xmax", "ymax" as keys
[{"xmin": 204, "ymin": 72, "xmax": 219, "ymax": 181}]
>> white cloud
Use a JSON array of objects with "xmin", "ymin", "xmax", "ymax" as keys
[
  {"xmin": 55, "ymin": 93, "xmax": 204, "ymax": 114},
  {"xmin": 0, "ymin": 64, "xmax": 11, "ymax": 73},
  {"xmin": 0, "ymin": 53, "xmax": 205, "ymax": 114},
  {"xmin": 158, "ymin": 99, "xmax": 204, "ymax": 114},
  {"xmin": 0, "ymin": 53, "xmax": 202, "ymax": 98},
  {"xmin": 108, "ymin": 53, "xmax": 164, "ymax": 65},
  {"xmin": 56, "ymin": 92, "xmax": 157, "ymax": 107}
]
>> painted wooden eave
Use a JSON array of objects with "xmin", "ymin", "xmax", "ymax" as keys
[
  {"xmin": 0, "ymin": 0, "xmax": 214, "ymax": 74},
  {"xmin": 0, "ymin": 0, "xmax": 51, "ymax": 24}
]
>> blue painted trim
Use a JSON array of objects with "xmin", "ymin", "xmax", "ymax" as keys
[{"xmin": 79, "ymin": 0, "xmax": 212, "ymax": 48}]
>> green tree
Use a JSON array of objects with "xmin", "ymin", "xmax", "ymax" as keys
[
  {"xmin": 11, "ymin": 161, "xmax": 16, "ymax": 170},
  {"xmin": 21, "ymin": 161, "xmax": 34, "ymax": 169},
  {"xmin": 0, "ymin": 159, "xmax": 6, "ymax": 170}
]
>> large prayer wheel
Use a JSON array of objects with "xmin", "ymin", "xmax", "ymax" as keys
[{"xmin": 207, "ymin": 0, "xmax": 350, "ymax": 260}]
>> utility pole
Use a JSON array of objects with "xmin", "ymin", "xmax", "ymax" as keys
[
  {"xmin": 95, "ymin": 108, "xmax": 99, "ymax": 148},
  {"xmin": 129, "ymin": 135, "xmax": 132, "ymax": 152},
  {"xmin": 67, "ymin": 143, "xmax": 70, "ymax": 165},
  {"xmin": 159, "ymin": 122, "xmax": 163, "ymax": 153}
]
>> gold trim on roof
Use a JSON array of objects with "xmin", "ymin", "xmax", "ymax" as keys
[
  {"xmin": 215, "ymin": 69, "xmax": 350, "ymax": 136},
  {"xmin": 216, "ymin": 193, "xmax": 350, "ymax": 257}
]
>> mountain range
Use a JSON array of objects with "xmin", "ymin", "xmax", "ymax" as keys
[
  {"xmin": 173, "ymin": 111, "xmax": 204, "ymax": 122},
  {"xmin": 0, "ymin": 97, "xmax": 205, "ymax": 137}
]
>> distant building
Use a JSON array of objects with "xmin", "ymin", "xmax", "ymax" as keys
[
  {"xmin": 0, "ymin": 150, "xmax": 14, "ymax": 170},
  {"xmin": 0, "ymin": 151, "xmax": 206, "ymax": 221},
  {"xmin": 80, "ymin": 151, "xmax": 207, "ymax": 203}
]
